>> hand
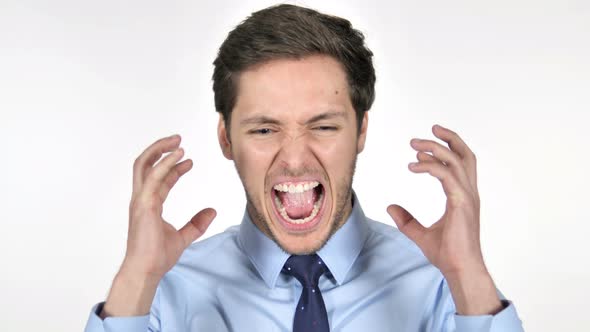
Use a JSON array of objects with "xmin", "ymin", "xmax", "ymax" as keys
[
  {"xmin": 387, "ymin": 124, "xmax": 502, "ymax": 315},
  {"xmin": 122, "ymin": 134, "xmax": 216, "ymax": 281},
  {"xmin": 387, "ymin": 124, "xmax": 483, "ymax": 276},
  {"xmin": 101, "ymin": 134, "xmax": 216, "ymax": 318}
]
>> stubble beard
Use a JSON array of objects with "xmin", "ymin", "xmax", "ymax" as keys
[{"xmin": 242, "ymin": 156, "xmax": 357, "ymax": 255}]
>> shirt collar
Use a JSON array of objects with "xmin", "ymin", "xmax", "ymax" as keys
[
  {"xmin": 238, "ymin": 191, "xmax": 369, "ymax": 288},
  {"xmin": 317, "ymin": 192, "xmax": 369, "ymax": 285},
  {"xmin": 238, "ymin": 209, "xmax": 290, "ymax": 289}
]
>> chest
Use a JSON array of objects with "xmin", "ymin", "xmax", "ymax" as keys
[{"xmin": 159, "ymin": 272, "xmax": 443, "ymax": 332}]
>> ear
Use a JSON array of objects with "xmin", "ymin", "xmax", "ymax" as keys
[
  {"xmin": 357, "ymin": 111, "xmax": 369, "ymax": 154},
  {"xmin": 217, "ymin": 114, "xmax": 233, "ymax": 160}
]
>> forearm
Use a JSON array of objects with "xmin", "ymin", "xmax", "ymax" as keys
[
  {"xmin": 444, "ymin": 268, "xmax": 503, "ymax": 316},
  {"xmin": 100, "ymin": 269, "xmax": 160, "ymax": 318}
]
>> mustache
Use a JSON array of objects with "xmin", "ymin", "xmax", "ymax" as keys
[{"xmin": 266, "ymin": 166, "xmax": 327, "ymax": 181}]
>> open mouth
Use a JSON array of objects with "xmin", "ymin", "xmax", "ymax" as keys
[{"xmin": 271, "ymin": 180, "xmax": 326, "ymax": 230}]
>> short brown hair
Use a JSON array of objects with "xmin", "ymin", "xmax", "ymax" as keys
[{"xmin": 212, "ymin": 3, "xmax": 376, "ymax": 134}]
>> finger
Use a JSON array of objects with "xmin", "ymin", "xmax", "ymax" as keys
[
  {"xmin": 133, "ymin": 135, "xmax": 181, "ymax": 193},
  {"xmin": 143, "ymin": 140, "xmax": 185, "ymax": 184},
  {"xmin": 387, "ymin": 204, "xmax": 426, "ymax": 246},
  {"xmin": 159, "ymin": 159, "xmax": 193, "ymax": 202},
  {"xmin": 409, "ymin": 161, "xmax": 468, "ymax": 203},
  {"xmin": 410, "ymin": 138, "xmax": 470, "ymax": 188},
  {"xmin": 432, "ymin": 125, "xmax": 478, "ymax": 190},
  {"xmin": 417, "ymin": 151, "xmax": 444, "ymax": 165},
  {"xmin": 178, "ymin": 208, "xmax": 217, "ymax": 248},
  {"xmin": 143, "ymin": 147, "xmax": 185, "ymax": 194}
]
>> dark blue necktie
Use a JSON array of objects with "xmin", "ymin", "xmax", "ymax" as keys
[{"xmin": 282, "ymin": 254, "xmax": 330, "ymax": 332}]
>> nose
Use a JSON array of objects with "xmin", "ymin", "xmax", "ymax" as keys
[{"xmin": 276, "ymin": 131, "xmax": 313, "ymax": 170}]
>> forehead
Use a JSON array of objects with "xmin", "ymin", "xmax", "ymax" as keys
[{"xmin": 232, "ymin": 55, "xmax": 354, "ymax": 121}]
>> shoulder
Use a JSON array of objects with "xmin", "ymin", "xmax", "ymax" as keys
[
  {"xmin": 161, "ymin": 225, "xmax": 248, "ymax": 285},
  {"xmin": 364, "ymin": 216, "xmax": 425, "ymax": 257},
  {"xmin": 360, "ymin": 217, "xmax": 450, "ymax": 310},
  {"xmin": 174, "ymin": 224, "xmax": 245, "ymax": 272},
  {"xmin": 358, "ymin": 216, "xmax": 440, "ymax": 277},
  {"xmin": 153, "ymin": 225, "xmax": 252, "ymax": 319},
  {"xmin": 180, "ymin": 225, "xmax": 242, "ymax": 263},
  {"xmin": 156, "ymin": 224, "xmax": 254, "ymax": 303}
]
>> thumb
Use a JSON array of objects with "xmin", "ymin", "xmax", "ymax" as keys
[
  {"xmin": 387, "ymin": 204, "xmax": 426, "ymax": 246},
  {"xmin": 178, "ymin": 208, "xmax": 217, "ymax": 248}
]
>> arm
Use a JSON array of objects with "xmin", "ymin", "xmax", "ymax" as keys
[
  {"xmin": 388, "ymin": 124, "xmax": 523, "ymax": 330},
  {"xmin": 430, "ymin": 279, "xmax": 524, "ymax": 332},
  {"xmin": 100, "ymin": 269, "xmax": 160, "ymax": 318},
  {"xmin": 84, "ymin": 134, "xmax": 216, "ymax": 332}
]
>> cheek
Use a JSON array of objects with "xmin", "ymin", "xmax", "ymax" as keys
[
  {"xmin": 233, "ymin": 142, "xmax": 277, "ymax": 188},
  {"xmin": 312, "ymin": 136, "xmax": 358, "ymax": 172}
]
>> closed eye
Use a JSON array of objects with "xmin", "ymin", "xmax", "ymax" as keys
[
  {"xmin": 314, "ymin": 126, "xmax": 338, "ymax": 131},
  {"xmin": 249, "ymin": 128, "xmax": 274, "ymax": 135}
]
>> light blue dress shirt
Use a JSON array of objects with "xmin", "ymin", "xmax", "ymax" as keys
[{"xmin": 85, "ymin": 193, "xmax": 524, "ymax": 331}]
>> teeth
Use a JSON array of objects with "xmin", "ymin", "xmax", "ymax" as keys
[
  {"xmin": 274, "ymin": 191, "xmax": 324, "ymax": 225},
  {"xmin": 273, "ymin": 181, "xmax": 319, "ymax": 193},
  {"xmin": 272, "ymin": 181, "xmax": 323, "ymax": 225}
]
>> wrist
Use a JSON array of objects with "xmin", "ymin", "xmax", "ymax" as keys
[
  {"xmin": 117, "ymin": 262, "xmax": 163, "ymax": 286},
  {"xmin": 101, "ymin": 268, "xmax": 161, "ymax": 318},
  {"xmin": 444, "ymin": 267, "xmax": 503, "ymax": 316}
]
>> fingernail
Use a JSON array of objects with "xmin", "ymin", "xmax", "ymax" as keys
[
  {"xmin": 169, "ymin": 134, "xmax": 180, "ymax": 139},
  {"xmin": 409, "ymin": 162, "xmax": 418, "ymax": 168}
]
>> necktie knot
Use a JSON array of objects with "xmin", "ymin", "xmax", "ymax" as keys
[{"xmin": 282, "ymin": 254, "xmax": 327, "ymax": 288}]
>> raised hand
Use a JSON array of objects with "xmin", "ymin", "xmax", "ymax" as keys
[
  {"xmin": 102, "ymin": 134, "xmax": 216, "ymax": 317},
  {"xmin": 387, "ymin": 124, "xmax": 503, "ymax": 315},
  {"xmin": 123, "ymin": 134, "xmax": 216, "ymax": 279}
]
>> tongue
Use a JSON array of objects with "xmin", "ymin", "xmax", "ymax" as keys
[{"xmin": 277, "ymin": 188, "xmax": 319, "ymax": 219}]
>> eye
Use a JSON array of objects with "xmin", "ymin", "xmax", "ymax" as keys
[
  {"xmin": 314, "ymin": 126, "xmax": 338, "ymax": 131},
  {"xmin": 249, "ymin": 128, "xmax": 274, "ymax": 135}
]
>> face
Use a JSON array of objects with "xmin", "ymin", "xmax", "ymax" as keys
[{"xmin": 218, "ymin": 55, "xmax": 368, "ymax": 255}]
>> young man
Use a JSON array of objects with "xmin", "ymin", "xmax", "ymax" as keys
[{"xmin": 85, "ymin": 4, "xmax": 524, "ymax": 331}]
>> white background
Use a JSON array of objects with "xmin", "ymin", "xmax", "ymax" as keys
[{"xmin": 1, "ymin": 0, "xmax": 588, "ymax": 331}]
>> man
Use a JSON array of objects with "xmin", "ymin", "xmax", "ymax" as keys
[{"xmin": 85, "ymin": 4, "xmax": 524, "ymax": 331}]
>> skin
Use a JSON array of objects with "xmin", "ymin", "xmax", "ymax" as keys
[
  {"xmin": 101, "ymin": 135, "xmax": 216, "ymax": 318},
  {"xmin": 388, "ymin": 125, "xmax": 503, "ymax": 315},
  {"xmin": 100, "ymin": 54, "xmax": 502, "ymax": 318},
  {"xmin": 217, "ymin": 55, "xmax": 367, "ymax": 255}
]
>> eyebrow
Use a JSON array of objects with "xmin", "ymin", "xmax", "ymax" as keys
[
  {"xmin": 239, "ymin": 111, "xmax": 347, "ymax": 126},
  {"xmin": 240, "ymin": 115, "xmax": 282, "ymax": 126},
  {"xmin": 304, "ymin": 111, "xmax": 347, "ymax": 125}
]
